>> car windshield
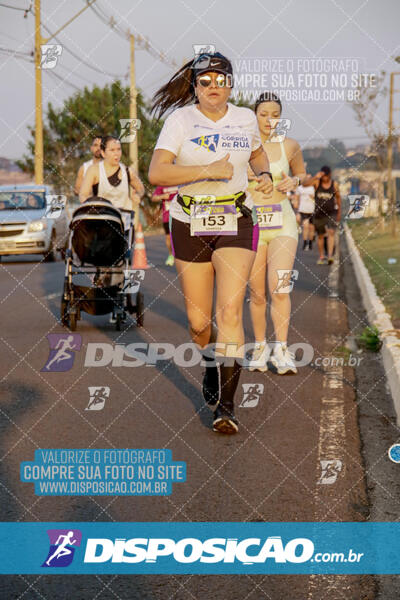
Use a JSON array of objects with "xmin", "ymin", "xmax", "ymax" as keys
[{"xmin": 0, "ymin": 191, "xmax": 46, "ymax": 210}]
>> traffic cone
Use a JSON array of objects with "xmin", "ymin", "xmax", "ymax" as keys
[{"xmin": 132, "ymin": 222, "xmax": 150, "ymax": 269}]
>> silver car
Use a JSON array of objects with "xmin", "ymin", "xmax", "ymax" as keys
[{"xmin": 0, "ymin": 185, "xmax": 69, "ymax": 261}]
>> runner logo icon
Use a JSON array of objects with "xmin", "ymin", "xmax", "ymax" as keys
[
  {"xmin": 122, "ymin": 269, "xmax": 145, "ymax": 294},
  {"xmin": 119, "ymin": 118, "xmax": 141, "ymax": 143},
  {"xmin": 45, "ymin": 195, "xmax": 67, "ymax": 219},
  {"xmin": 270, "ymin": 118, "xmax": 291, "ymax": 142},
  {"xmin": 190, "ymin": 134, "xmax": 219, "ymax": 152},
  {"xmin": 42, "ymin": 529, "xmax": 82, "ymax": 567},
  {"xmin": 346, "ymin": 195, "xmax": 369, "ymax": 219},
  {"xmin": 193, "ymin": 44, "xmax": 215, "ymax": 57},
  {"xmin": 240, "ymin": 383, "xmax": 264, "ymax": 407},
  {"xmin": 41, "ymin": 334, "xmax": 82, "ymax": 372},
  {"xmin": 86, "ymin": 386, "xmax": 110, "ymax": 411},
  {"xmin": 274, "ymin": 270, "xmax": 299, "ymax": 294},
  {"xmin": 40, "ymin": 44, "xmax": 62, "ymax": 69},
  {"xmin": 317, "ymin": 459, "xmax": 343, "ymax": 485}
]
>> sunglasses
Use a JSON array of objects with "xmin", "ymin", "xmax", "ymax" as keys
[{"xmin": 196, "ymin": 73, "xmax": 232, "ymax": 88}]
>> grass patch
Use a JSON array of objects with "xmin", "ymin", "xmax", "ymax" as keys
[
  {"xmin": 348, "ymin": 217, "xmax": 400, "ymax": 326},
  {"xmin": 356, "ymin": 326, "xmax": 382, "ymax": 352},
  {"xmin": 334, "ymin": 345, "xmax": 353, "ymax": 360}
]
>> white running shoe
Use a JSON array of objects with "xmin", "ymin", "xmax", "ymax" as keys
[
  {"xmin": 248, "ymin": 341, "xmax": 269, "ymax": 372},
  {"xmin": 270, "ymin": 343, "xmax": 297, "ymax": 374}
]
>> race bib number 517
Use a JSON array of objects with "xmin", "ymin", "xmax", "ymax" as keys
[{"xmin": 256, "ymin": 204, "xmax": 283, "ymax": 230}]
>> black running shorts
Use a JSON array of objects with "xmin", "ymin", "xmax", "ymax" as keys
[
  {"xmin": 170, "ymin": 213, "xmax": 259, "ymax": 263},
  {"xmin": 314, "ymin": 214, "xmax": 338, "ymax": 235},
  {"xmin": 299, "ymin": 212, "xmax": 314, "ymax": 224}
]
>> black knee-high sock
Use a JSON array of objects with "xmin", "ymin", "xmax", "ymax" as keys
[
  {"xmin": 217, "ymin": 359, "xmax": 242, "ymax": 414},
  {"xmin": 202, "ymin": 354, "xmax": 219, "ymax": 406}
]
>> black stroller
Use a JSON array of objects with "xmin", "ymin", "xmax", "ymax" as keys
[{"xmin": 61, "ymin": 197, "xmax": 144, "ymax": 331}]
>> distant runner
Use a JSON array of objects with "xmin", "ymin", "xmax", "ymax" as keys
[
  {"xmin": 309, "ymin": 166, "xmax": 341, "ymax": 265},
  {"xmin": 295, "ymin": 183, "xmax": 315, "ymax": 250},
  {"xmin": 152, "ymin": 185, "xmax": 178, "ymax": 266},
  {"xmin": 74, "ymin": 135, "xmax": 102, "ymax": 195}
]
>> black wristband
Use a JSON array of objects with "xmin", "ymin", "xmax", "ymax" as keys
[{"xmin": 259, "ymin": 171, "xmax": 273, "ymax": 180}]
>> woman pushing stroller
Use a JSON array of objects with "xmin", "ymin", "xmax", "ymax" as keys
[{"xmin": 79, "ymin": 135, "xmax": 145, "ymax": 209}]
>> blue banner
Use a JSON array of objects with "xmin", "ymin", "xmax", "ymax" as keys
[{"xmin": 0, "ymin": 522, "xmax": 398, "ymax": 574}]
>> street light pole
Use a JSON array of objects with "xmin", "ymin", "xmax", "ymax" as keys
[
  {"xmin": 33, "ymin": 0, "xmax": 98, "ymax": 184},
  {"xmin": 34, "ymin": 0, "xmax": 43, "ymax": 184},
  {"xmin": 129, "ymin": 33, "xmax": 138, "ymax": 173}
]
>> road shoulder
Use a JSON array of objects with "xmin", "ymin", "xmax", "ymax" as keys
[{"xmin": 342, "ymin": 233, "xmax": 400, "ymax": 600}]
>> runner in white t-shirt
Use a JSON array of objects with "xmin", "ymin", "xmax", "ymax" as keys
[
  {"xmin": 149, "ymin": 52, "xmax": 273, "ymax": 434},
  {"xmin": 295, "ymin": 184, "xmax": 315, "ymax": 250},
  {"xmin": 74, "ymin": 134, "xmax": 102, "ymax": 195}
]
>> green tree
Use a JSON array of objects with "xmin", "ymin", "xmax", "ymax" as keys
[{"xmin": 17, "ymin": 80, "xmax": 163, "ymax": 198}]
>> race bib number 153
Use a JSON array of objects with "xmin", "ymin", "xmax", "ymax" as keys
[{"xmin": 190, "ymin": 204, "xmax": 238, "ymax": 236}]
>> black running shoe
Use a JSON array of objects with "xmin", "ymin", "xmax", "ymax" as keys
[{"xmin": 213, "ymin": 404, "xmax": 239, "ymax": 434}]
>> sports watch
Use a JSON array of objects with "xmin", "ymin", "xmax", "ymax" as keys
[{"xmin": 259, "ymin": 171, "xmax": 273, "ymax": 181}]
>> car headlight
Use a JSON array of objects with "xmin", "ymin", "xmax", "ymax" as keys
[{"xmin": 28, "ymin": 220, "xmax": 47, "ymax": 232}]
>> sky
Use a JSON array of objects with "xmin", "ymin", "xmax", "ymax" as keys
[{"xmin": 0, "ymin": 0, "xmax": 400, "ymax": 160}]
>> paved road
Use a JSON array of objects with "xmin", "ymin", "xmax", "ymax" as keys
[{"xmin": 0, "ymin": 235, "xmax": 376, "ymax": 599}]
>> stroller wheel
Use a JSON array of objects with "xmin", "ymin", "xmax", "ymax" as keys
[
  {"xmin": 126, "ymin": 293, "xmax": 135, "ymax": 314},
  {"xmin": 69, "ymin": 312, "xmax": 77, "ymax": 332},
  {"xmin": 116, "ymin": 314, "xmax": 122, "ymax": 331},
  {"xmin": 136, "ymin": 291, "xmax": 144, "ymax": 327},
  {"xmin": 61, "ymin": 297, "xmax": 69, "ymax": 327}
]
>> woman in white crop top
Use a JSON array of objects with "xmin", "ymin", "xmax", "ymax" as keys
[
  {"xmin": 248, "ymin": 92, "xmax": 311, "ymax": 374},
  {"xmin": 79, "ymin": 136, "xmax": 144, "ymax": 210},
  {"xmin": 79, "ymin": 135, "xmax": 145, "ymax": 295}
]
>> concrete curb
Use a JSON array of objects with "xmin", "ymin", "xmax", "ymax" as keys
[{"xmin": 344, "ymin": 223, "xmax": 400, "ymax": 425}]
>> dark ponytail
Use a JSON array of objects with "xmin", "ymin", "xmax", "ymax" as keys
[{"xmin": 151, "ymin": 59, "xmax": 196, "ymax": 120}]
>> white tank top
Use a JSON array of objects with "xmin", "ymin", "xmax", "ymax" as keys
[
  {"xmin": 98, "ymin": 161, "xmax": 131, "ymax": 210},
  {"xmin": 83, "ymin": 159, "xmax": 93, "ymax": 176}
]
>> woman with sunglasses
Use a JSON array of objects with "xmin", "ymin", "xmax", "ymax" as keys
[
  {"xmin": 149, "ymin": 52, "xmax": 273, "ymax": 434},
  {"xmin": 248, "ymin": 92, "xmax": 309, "ymax": 374}
]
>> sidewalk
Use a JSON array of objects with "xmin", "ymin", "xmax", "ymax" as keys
[{"xmin": 345, "ymin": 221, "xmax": 400, "ymax": 425}]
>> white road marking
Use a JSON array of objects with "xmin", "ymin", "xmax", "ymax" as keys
[{"xmin": 307, "ymin": 245, "xmax": 353, "ymax": 599}]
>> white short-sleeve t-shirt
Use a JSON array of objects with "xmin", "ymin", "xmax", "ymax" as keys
[
  {"xmin": 154, "ymin": 103, "xmax": 261, "ymax": 223},
  {"xmin": 297, "ymin": 185, "xmax": 315, "ymax": 214}
]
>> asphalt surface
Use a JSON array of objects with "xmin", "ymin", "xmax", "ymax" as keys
[{"xmin": 0, "ymin": 232, "xmax": 393, "ymax": 599}]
